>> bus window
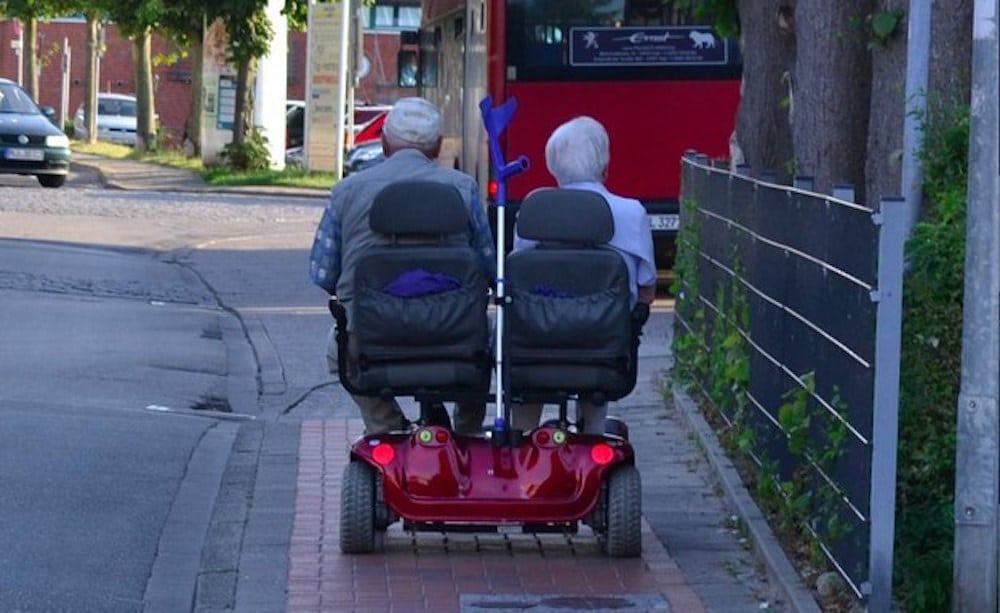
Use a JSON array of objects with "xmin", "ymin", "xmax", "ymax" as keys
[{"xmin": 624, "ymin": 0, "xmax": 696, "ymax": 26}]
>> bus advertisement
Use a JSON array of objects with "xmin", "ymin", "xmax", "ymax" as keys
[{"xmin": 418, "ymin": 0, "xmax": 741, "ymax": 277}]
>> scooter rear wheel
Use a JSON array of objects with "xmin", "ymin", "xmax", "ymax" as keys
[
  {"xmin": 340, "ymin": 460, "xmax": 377, "ymax": 553},
  {"xmin": 604, "ymin": 465, "xmax": 642, "ymax": 557}
]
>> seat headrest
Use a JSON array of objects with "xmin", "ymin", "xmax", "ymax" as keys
[
  {"xmin": 515, "ymin": 188, "xmax": 614, "ymax": 244},
  {"xmin": 370, "ymin": 181, "xmax": 468, "ymax": 235}
]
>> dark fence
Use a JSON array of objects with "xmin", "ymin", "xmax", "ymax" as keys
[{"xmin": 674, "ymin": 153, "xmax": 905, "ymax": 609}]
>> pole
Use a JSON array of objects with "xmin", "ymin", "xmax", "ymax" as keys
[
  {"xmin": 335, "ymin": 0, "xmax": 350, "ymax": 181},
  {"xmin": 953, "ymin": 1, "xmax": 1000, "ymax": 611},
  {"xmin": 900, "ymin": 0, "xmax": 930, "ymax": 237},
  {"xmin": 60, "ymin": 38, "xmax": 70, "ymax": 129},
  {"xmin": 253, "ymin": 0, "xmax": 287, "ymax": 169},
  {"xmin": 15, "ymin": 20, "xmax": 23, "ymax": 87}
]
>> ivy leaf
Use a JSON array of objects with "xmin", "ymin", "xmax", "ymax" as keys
[{"xmin": 870, "ymin": 10, "xmax": 903, "ymax": 42}]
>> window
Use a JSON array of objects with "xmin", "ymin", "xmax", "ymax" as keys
[{"xmin": 362, "ymin": 3, "xmax": 421, "ymax": 31}]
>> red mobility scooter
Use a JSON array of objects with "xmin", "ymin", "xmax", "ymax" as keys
[{"xmin": 328, "ymin": 97, "xmax": 650, "ymax": 557}]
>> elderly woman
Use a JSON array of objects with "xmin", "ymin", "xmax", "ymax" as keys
[{"xmin": 511, "ymin": 115, "xmax": 656, "ymax": 434}]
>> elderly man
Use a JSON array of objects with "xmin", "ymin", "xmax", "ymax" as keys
[
  {"xmin": 511, "ymin": 115, "xmax": 656, "ymax": 434},
  {"xmin": 309, "ymin": 97, "xmax": 496, "ymax": 435}
]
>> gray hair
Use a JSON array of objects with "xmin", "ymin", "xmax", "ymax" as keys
[{"xmin": 544, "ymin": 116, "xmax": 610, "ymax": 185}]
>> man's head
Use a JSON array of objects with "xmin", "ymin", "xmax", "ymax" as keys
[
  {"xmin": 545, "ymin": 116, "xmax": 610, "ymax": 186},
  {"xmin": 382, "ymin": 97, "xmax": 443, "ymax": 159}
]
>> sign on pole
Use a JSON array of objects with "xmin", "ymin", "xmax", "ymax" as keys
[{"xmin": 305, "ymin": 1, "xmax": 348, "ymax": 176}]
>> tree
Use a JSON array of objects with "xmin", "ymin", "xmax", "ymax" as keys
[
  {"xmin": 864, "ymin": 1, "xmax": 908, "ymax": 212},
  {"xmin": 82, "ymin": 9, "xmax": 101, "ymax": 144},
  {"xmin": 102, "ymin": 0, "xmax": 167, "ymax": 152},
  {"xmin": 790, "ymin": 2, "xmax": 874, "ymax": 200},
  {"xmin": 2, "ymin": 0, "xmax": 75, "ymax": 100},
  {"xmin": 732, "ymin": 0, "xmax": 795, "ymax": 183},
  {"xmin": 208, "ymin": 0, "xmax": 273, "ymax": 148},
  {"xmin": 699, "ymin": 0, "xmax": 971, "ymax": 209},
  {"xmin": 158, "ymin": 1, "xmax": 209, "ymax": 155}
]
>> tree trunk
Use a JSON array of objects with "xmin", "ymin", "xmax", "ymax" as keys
[
  {"xmin": 186, "ymin": 34, "xmax": 204, "ymax": 157},
  {"xmin": 133, "ymin": 32, "xmax": 156, "ymax": 152},
  {"xmin": 84, "ymin": 16, "xmax": 99, "ymax": 144},
  {"xmin": 928, "ymin": 0, "xmax": 973, "ymax": 109},
  {"xmin": 864, "ymin": 0, "xmax": 909, "ymax": 209},
  {"xmin": 23, "ymin": 18, "xmax": 39, "ymax": 101},
  {"xmin": 791, "ymin": 0, "xmax": 874, "ymax": 202},
  {"xmin": 733, "ymin": 0, "xmax": 797, "ymax": 182},
  {"xmin": 232, "ymin": 56, "xmax": 251, "ymax": 146}
]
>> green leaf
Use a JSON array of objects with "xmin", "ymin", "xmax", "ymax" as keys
[{"xmin": 871, "ymin": 10, "xmax": 903, "ymax": 40}]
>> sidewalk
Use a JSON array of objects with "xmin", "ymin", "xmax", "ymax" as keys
[
  {"xmin": 266, "ymin": 311, "xmax": 821, "ymax": 612},
  {"xmin": 74, "ymin": 154, "xmax": 819, "ymax": 612},
  {"xmin": 71, "ymin": 152, "xmax": 329, "ymax": 199}
]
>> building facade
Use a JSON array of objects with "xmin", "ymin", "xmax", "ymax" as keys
[{"xmin": 0, "ymin": 3, "xmax": 419, "ymax": 147}]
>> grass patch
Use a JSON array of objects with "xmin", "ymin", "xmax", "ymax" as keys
[
  {"xmin": 131, "ymin": 148, "xmax": 204, "ymax": 172},
  {"xmin": 71, "ymin": 140, "xmax": 133, "ymax": 159},
  {"xmin": 203, "ymin": 166, "xmax": 334, "ymax": 190}
]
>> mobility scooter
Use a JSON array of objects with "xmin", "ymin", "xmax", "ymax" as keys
[{"xmin": 328, "ymin": 97, "xmax": 650, "ymax": 557}]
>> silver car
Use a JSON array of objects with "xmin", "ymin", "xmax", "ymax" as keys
[{"xmin": 73, "ymin": 93, "xmax": 137, "ymax": 145}]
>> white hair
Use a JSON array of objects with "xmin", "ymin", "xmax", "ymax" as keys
[{"xmin": 544, "ymin": 116, "xmax": 610, "ymax": 185}]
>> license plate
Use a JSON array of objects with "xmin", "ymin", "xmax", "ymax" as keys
[
  {"xmin": 5, "ymin": 148, "xmax": 44, "ymax": 161},
  {"xmin": 648, "ymin": 214, "xmax": 679, "ymax": 231}
]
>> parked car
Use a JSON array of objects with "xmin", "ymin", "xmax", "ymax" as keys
[
  {"xmin": 285, "ymin": 106, "xmax": 389, "ymax": 175},
  {"xmin": 0, "ymin": 78, "xmax": 70, "ymax": 188},
  {"xmin": 353, "ymin": 110, "xmax": 387, "ymax": 145},
  {"xmin": 73, "ymin": 93, "xmax": 138, "ymax": 145},
  {"xmin": 285, "ymin": 101, "xmax": 391, "ymax": 150},
  {"xmin": 344, "ymin": 139, "xmax": 385, "ymax": 176}
]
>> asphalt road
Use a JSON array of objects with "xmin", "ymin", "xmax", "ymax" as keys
[{"xmin": 0, "ymin": 166, "xmax": 325, "ymax": 611}]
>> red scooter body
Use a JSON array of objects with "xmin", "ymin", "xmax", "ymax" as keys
[{"xmin": 351, "ymin": 425, "xmax": 633, "ymax": 524}]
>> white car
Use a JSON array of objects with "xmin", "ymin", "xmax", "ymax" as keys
[{"xmin": 73, "ymin": 93, "xmax": 137, "ymax": 145}]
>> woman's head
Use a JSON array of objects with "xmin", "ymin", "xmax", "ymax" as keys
[{"xmin": 544, "ymin": 116, "xmax": 610, "ymax": 185}]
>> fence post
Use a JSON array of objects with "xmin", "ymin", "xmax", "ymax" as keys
[
  {"xmin": 953, "ymin": 1, "xmax": 1000, "ymax": 609},
  {"xmin": 793, "ymin": 176, "xmax": 815, "ymax": 191},
  {"xmin": 867, "ymin": 196, "xmax": 906, "ymax": 611},
  {"xmin": 832, "ymin": 184, "xmax": 856, "ymax": 203}
]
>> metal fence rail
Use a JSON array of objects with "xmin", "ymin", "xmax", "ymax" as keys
[{"xmin": 675, "ymin": 153, "xmax": 905, "ymax": 608}]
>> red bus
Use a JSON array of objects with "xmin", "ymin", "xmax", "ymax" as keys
[{"xmin": 417, "ymin": 0, "xmax": 740, "ymax": 276}]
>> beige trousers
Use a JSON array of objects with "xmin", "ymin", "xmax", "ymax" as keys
[{"xmin": 328, "ymin": 323, "xmax": 486, "ymax": 435}]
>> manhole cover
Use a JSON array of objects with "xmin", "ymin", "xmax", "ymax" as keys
[{"xmin": 460, "ymin": 593, "xmax": 670, "ymax": 612}]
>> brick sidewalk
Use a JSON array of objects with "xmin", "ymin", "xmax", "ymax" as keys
[{"xmin": 287, "ymin": 419, "xmax": 707, "ymax": 612}]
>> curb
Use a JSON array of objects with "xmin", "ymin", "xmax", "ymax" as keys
[{"xmin": 671, "ymin": 387, "xmax": 822, "ymax": 613}]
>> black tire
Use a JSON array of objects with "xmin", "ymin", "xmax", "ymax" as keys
[
  {"xmin": 604, "ymin": 465, "xmax": 642, "ymax": 557},
  {"xmin": 603, "ymin": 417, "xmax": 629, "ymax": 440},
  {"xmin": 340, "ymin": 461, "xmax": 377, "ymax": 554},
  {"xmin": 37, "ymin": 174, "xmax": 66, "ymax": 188}
]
